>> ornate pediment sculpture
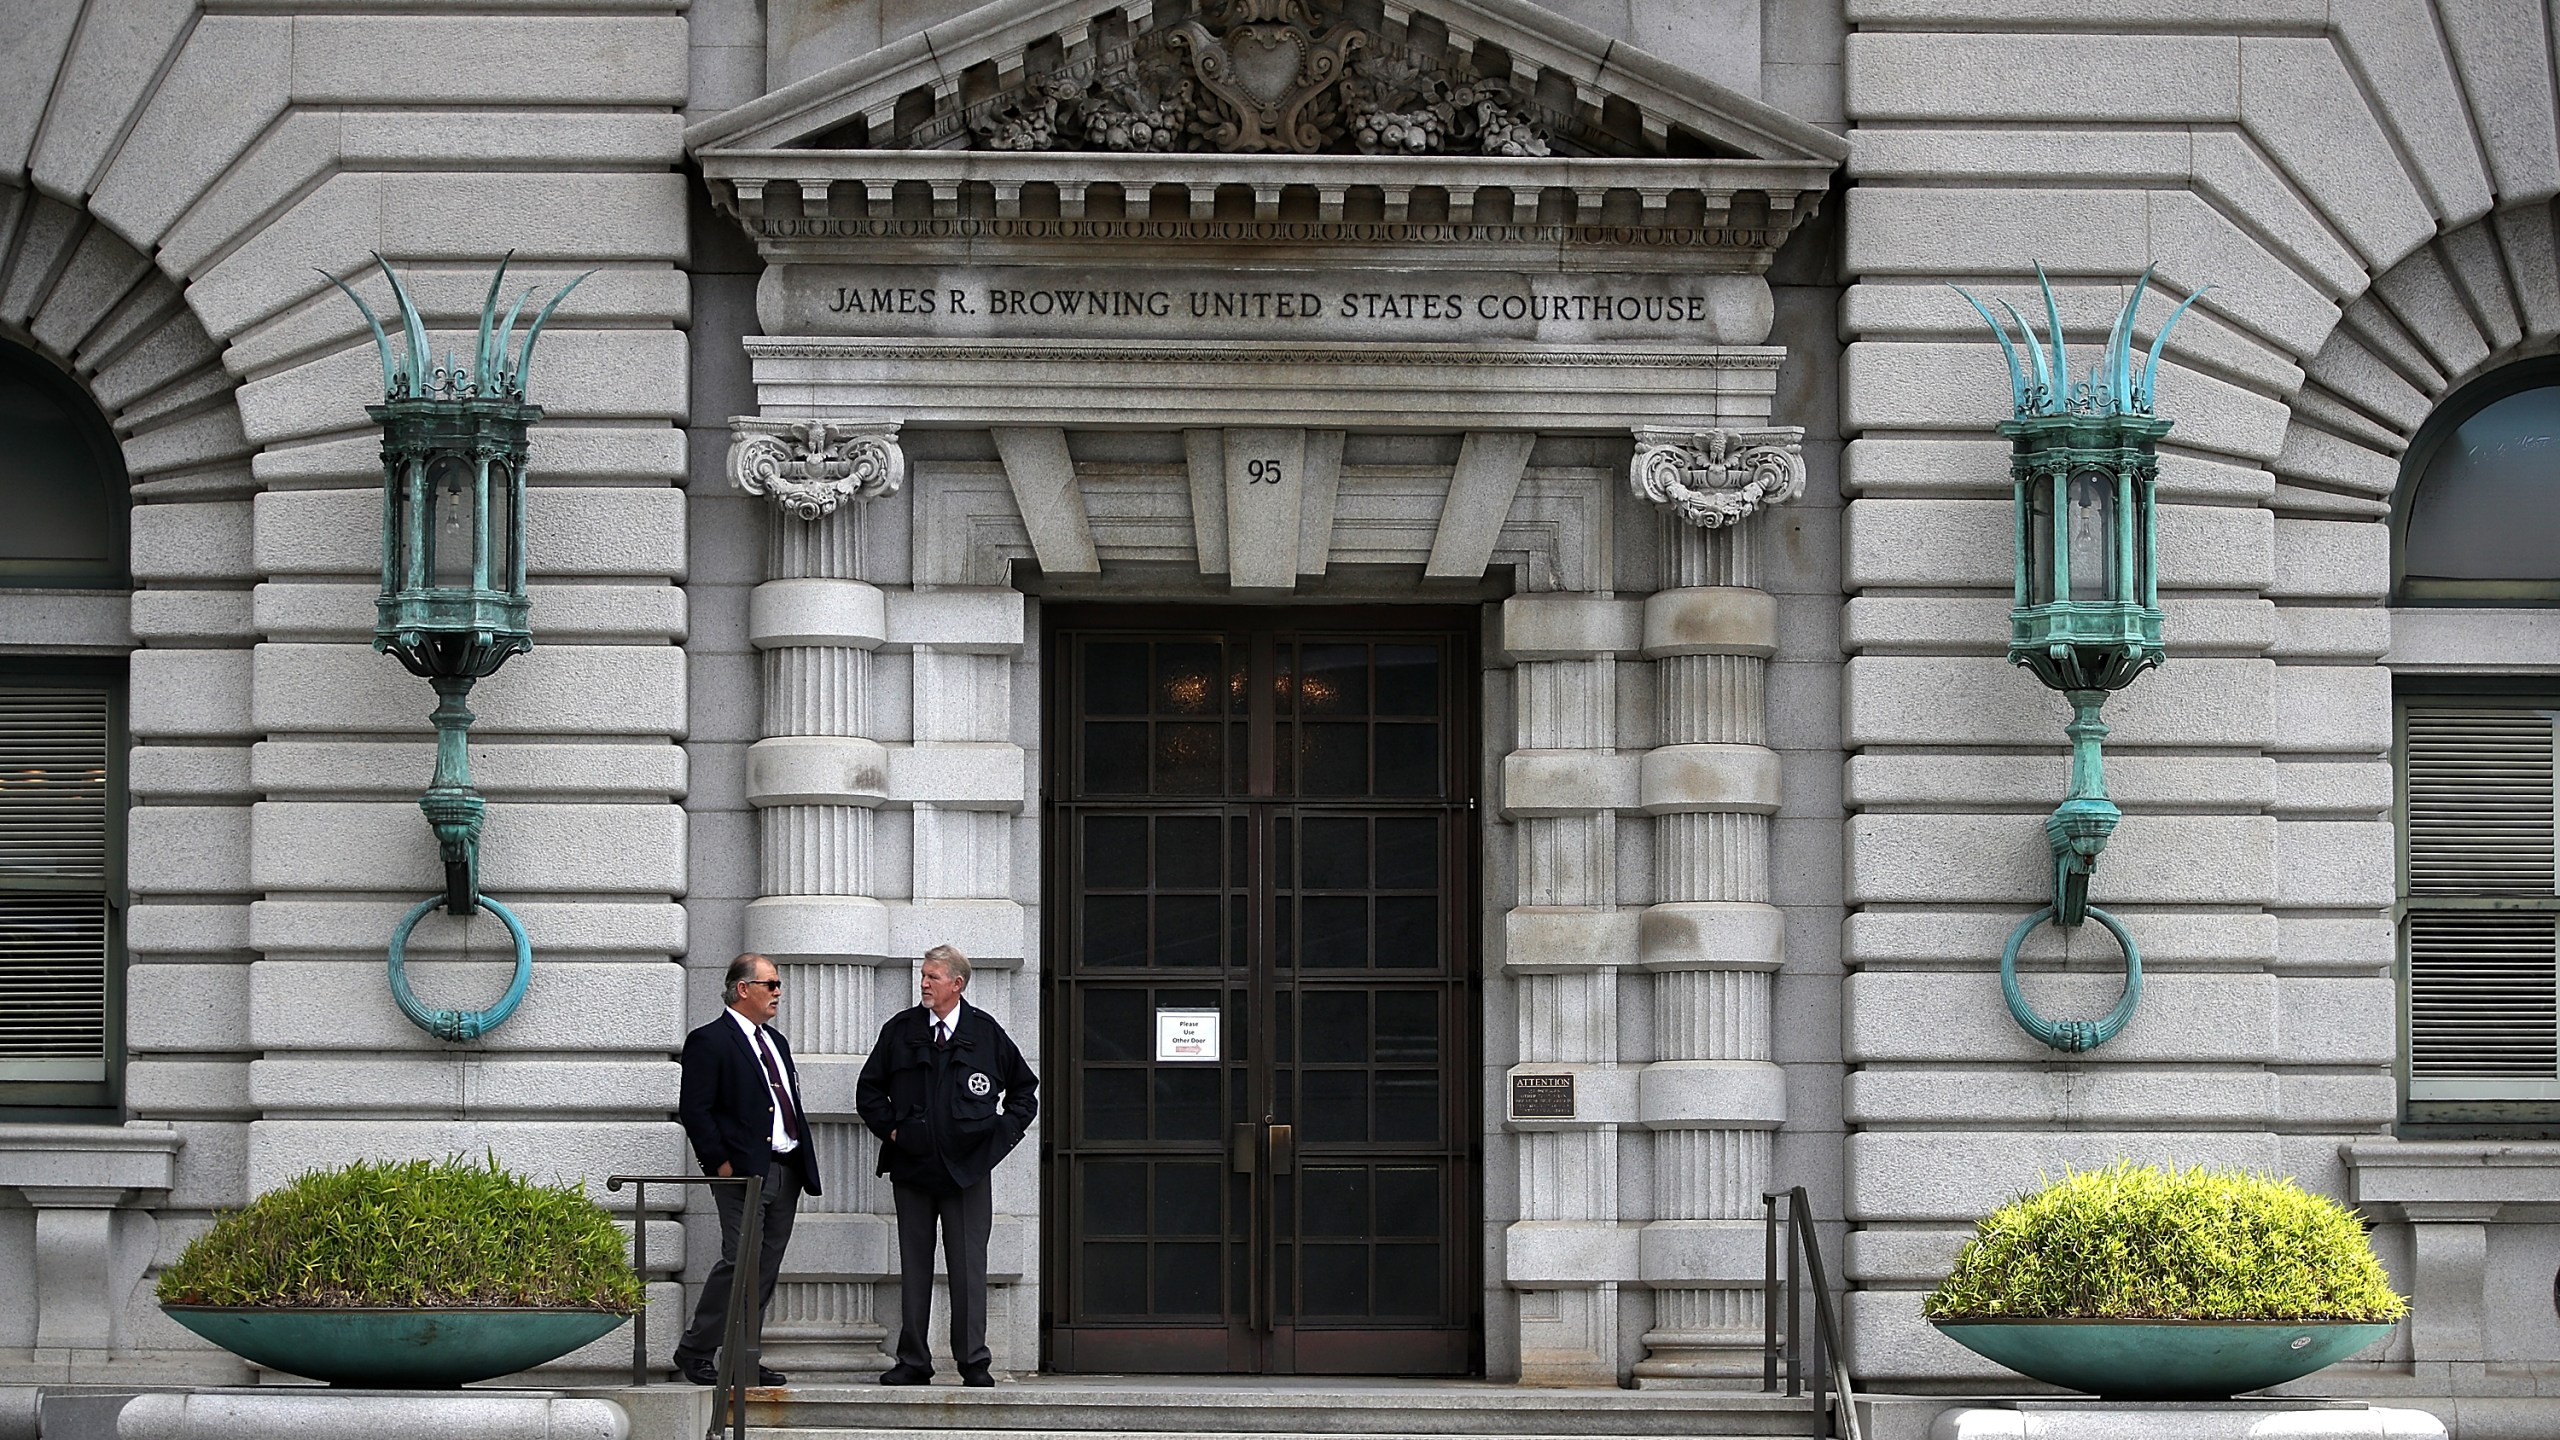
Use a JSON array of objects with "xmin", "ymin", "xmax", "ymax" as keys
[{"xmin": 967, "ymin": 0, "xmax": 1549, "ymax": 156}]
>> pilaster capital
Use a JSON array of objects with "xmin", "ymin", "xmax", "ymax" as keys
[
  {"xmin": 728, "ymin": 417, "xmax": 906, "ymax": 519},
  {"xmin": 1629, "ymin": 425, "xmax": 1805, "ymax": 529}
]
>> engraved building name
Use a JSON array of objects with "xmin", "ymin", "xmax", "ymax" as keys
[{"xmin": 772, "ymin": 266, "xmax": 1766, "ymax": 345}]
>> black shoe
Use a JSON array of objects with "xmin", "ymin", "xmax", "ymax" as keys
[
  {"xmin": 880, "ymin": 1364, "xmax": 933, "ymax": 1385},
  {"xmin": 757, "ymin": 1366, "xmax": 789, "ymax": 1386},
  {"xmin": 962, "ymin": 1368, "xmax": 995, "ymax": 1388},
  {"xmin": 675, "ymin": 1355, "xmax": 718, "ymax": 1386}
]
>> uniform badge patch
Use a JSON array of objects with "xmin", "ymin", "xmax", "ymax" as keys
[{"xmin": 966, "ymin": 1071, "xmax": 993, "ymax": 1097}]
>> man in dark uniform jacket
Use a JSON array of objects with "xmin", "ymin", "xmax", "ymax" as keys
[
  {"xmin": 855, "ymin": 944, "xmax": 1038, "ymax": 1387},
  {"xmin": 673, "ymin": 953, "xmax": 819, "ymax": 1387}
]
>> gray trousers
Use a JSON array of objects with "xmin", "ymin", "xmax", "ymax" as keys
[
  {"xmin": 892, "ymin": 1179, "xmax": 993, "ymax": 1375},
  {"xmin": 675, "ymin": 1158, "xmax": 803, "ymax": 1365}
]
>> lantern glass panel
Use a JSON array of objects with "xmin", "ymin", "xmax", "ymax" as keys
[
  {"xmin": 2067, "ymin": 467, "xmax": 2115, "ymax": 602},
  {"xmin": 488, "ymin": 459, "xmax": 515, "ymax": 595},
  {"xmin": 2029, "ymin": 472, "xmax": 2055, "ymax": 606},
  {"xmin": 427, "ymin": 454, "xmax": 474, "ymax": 589}
]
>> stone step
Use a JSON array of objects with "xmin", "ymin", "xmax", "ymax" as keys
[{"xmin": 737, "ymin": 1383, "xmax": 1827, "ymax": 1439}]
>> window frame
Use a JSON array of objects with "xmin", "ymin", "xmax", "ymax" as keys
[
  {"xmin": 2396, "ymin": 682, "xmax": 2560, "ymax": 1134},
  {"xmin": 0, "ymin": 659, "xmax": 128, "ymax": 1121}
]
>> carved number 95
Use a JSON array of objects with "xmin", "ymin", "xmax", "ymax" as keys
[{"xmin": 1247, "ymin": 458, "xmax": 1284, "ymax": 485}]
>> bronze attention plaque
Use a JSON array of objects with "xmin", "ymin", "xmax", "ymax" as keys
[{"xmin": 1510, "ymin": 1073, "xmax": 1575, "ymax": 1120}]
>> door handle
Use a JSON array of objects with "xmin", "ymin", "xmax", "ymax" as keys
[
  {"xmin": 1230, "ymin": 1122, "xmax": 1260, "ymax": 1174},
  {"xmin": 1267, "ymin": 1123, "xmax": 1294, "ymax": 1175}
]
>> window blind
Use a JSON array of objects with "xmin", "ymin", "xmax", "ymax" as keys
[
  {"xmin": 0, "ymin": 686, "xmax": 111, "ymax": 1082},
  {"xmin": 2403, "ymin": 706, "xmax": 2560, "ymax": 1101}
]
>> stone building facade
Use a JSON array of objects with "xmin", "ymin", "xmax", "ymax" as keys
[{"xmin": 0, "ymin": 0, "xmax": 2555, "ymax": 1433}]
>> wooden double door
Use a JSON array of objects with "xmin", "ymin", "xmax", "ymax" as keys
[{"xmin": 1042, "ymin": 607, "xmax": 1479, "ymax": 1375}]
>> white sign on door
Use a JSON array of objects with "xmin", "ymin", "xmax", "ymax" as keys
[{"xmin": 1155, "ymin": 1008, "xmax": 1221, "ymax": 1063}]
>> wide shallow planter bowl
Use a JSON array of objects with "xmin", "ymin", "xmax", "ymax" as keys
[
  {"xmin": 1932, "ymin": 1318, "xmax": 2396, "ymax": 1400},
  {"xmin": 162, "ymin": 1306, "xmax": 625, "ymax": 1387}
]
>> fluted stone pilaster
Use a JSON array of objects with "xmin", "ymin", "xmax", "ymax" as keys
[
  {"xmin": 1631, "ymin": 430, "xmax": 1800, "ymax": 1386},
  {"xmin": 1501, "ymin": 640, "xmax": 1632, "ymax": 1385}
]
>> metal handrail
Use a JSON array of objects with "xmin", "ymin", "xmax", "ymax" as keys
[
  {"xmin": 607, "ymin": 1173, "xmax": 766, "ymax": 1440},
  {"xmin": 1762, "ymin": 1186, "xmax": 1864, "ymax": 1440}
]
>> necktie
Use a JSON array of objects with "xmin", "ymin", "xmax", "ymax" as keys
[
  {"xmin": 753, "ymin": 1027, "xmax": 805, "ymax": 1145},
  {"xmin": 933, "ymin": 1018, "xmax": 949, "ymax": 1048}
]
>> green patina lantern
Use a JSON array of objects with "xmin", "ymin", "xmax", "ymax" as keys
[
  {"xmin": 1955, "ymin": 265, "xmax": 2210, "ymax": 1052},
  {"xmin": 327, "ymin": 256, "xmax": 586, "ymax": 1041}
]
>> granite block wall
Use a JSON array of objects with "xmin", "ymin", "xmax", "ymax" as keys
[{"xmin": 0, "ymin": 0, "xmax": 691, "ymax": 1381}]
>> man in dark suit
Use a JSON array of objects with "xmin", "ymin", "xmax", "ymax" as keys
[
  {"xmin": 673, "ymin": 953, "xmax": 818, "ymax": 1387},
  {"xmin": 856, "ymin": 944, "xmax": 1037, "ymax": 1387}
]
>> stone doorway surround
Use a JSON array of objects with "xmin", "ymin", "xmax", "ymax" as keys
[{"xmin": 687, "ymin": 0, "xmax": 1841, "ymax": 1384}]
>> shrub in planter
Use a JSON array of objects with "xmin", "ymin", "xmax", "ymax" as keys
[
  {"xmin": 158, "ymin": 1155, "xmax": 640, "ymax": 1386},
  {"xmin": 1924, "ymin": 1162, "xmax": 2406, "ymax": 1399}
]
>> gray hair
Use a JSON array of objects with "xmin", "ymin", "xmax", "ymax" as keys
[
  {"xmin": 922, "ymin": 945, "xmax": 970, "ymax": 988},
  {"xmin": 724, "ymin": 954, "xmax": 772, "ymax": 1001}
]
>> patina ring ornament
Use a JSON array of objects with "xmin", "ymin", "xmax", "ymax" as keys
[
  {"xmin": 386, "ymin": 893, "xmax": 534, "ymax": 1042},
  {"xmin": 1998, "ymin": 903, "xmax": 2142, "ymax": 1053}
]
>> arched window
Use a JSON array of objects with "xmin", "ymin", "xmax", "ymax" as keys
[
  {"xmin": 2394, "ymin": 359, "xmax": 2560, "ymax": 1126},
  {"xmin": 0, "ymin": 338, "xmax": 128, "ymax": 1117},
  {"xmin": 2395, "ymin": 357, "xmax": 2560, "ymax": 604},
  {"xmin": 0, "ymin": 339, "xmax": 126, "ymax": 587}
]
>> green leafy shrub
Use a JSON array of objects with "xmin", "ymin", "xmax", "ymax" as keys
[
  {"xmin": 1924, "ymin": 1162, "xmax": 2408, "ymax": 1323},
  {"xmin": 157, "ymin": 1155, "xmax": 640, "ymax": 1312}
]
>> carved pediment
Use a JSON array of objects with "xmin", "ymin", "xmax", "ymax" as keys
[
  {"xmin": 688, "ymin": 0, "xmax": 1844, "ymax": 164},
  {"xmin": 687, "ymin": 0, "xmax": 1841, "ymax": 264}
]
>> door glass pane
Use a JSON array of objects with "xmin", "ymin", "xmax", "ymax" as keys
[
  {"xmin": 1375, "ymin": 1070, "xmax": 1439, "ymax": 1142},
  {"xmin": 1083, "ymin": 1242, "xmax": 1149, "ymax": 1313},
  {"xmin": 1083, "ymin": 1070, "xmax": 1146, "ymax": 1141},
  {"xmin": 1301, "ymin": 896, "xmax": 1368, "ymax": 968},
  {"xmin": 1298, "ymin": 643, "xmax": 1369, "ymax": 714},
  {"xmin": 1153, "ymin": 1242, "xmax": 1223, "ymax": 1314},
  {"xmin": 1376, "ymin": 897, "xmax": 1435, "ymax": 968},
  {"xmin": 1155, "ymin": 815, "xmax": 1223, "ymax": 887},
  {"xmin": 1375, "ymin": 818, "xmax": 1437, "ymax": 888},
  {"xmin": 1153, "ymin": 1067, "xmax": 1222, "ymax": 1140},
  {"xmin": 1374, "ymin": 644, "xmax": 1438, "ymax": 716},
  {"xmin": 1300, "ymin": 1070, "xmax": 1368, "ymax": 1141},
  {"xmin": 1085, "ymin": 815, "xmax": 1146, "ymax": 887},
  {"xmin": 1083, "ymin": 894, "xmax": 1147, "ymax": 966},
  {"xmin": 1085, "ymin": 722, "xmax": 1147, "ymax": 793},
  {"xmin": 1376, "ymin": 1245, "xmax": 1441, "ymax": 1316},
  {"xmin": 1303, "ymin": 1244, "xmax": 1369, "ymax": 1316},
  {"xmin": 1156, "ymin": 643, "xmax": 1224, "ymax": 714},
  {"xmin": 1154, "ymin": 1162, "xmax": 1223, "ymax": 1234},
  {"xmin": 1083, "ymin": 989, "xmax": 1147, "ymax": 1061},
  {"xmin": 1155, "ymin": 895, "xmax": 1222, "ymax": 967},
  {"xmin": 1374, "ymin": 991, "xmax": 1438, "ymax": 1062},
  {"xmin": 1375, "ymin": 1168, "xmax": 1440, "ymax": 1236},
  {"xmin": 1086, "ymin": 642, "xmax": 1149, "ymax": 714},
  {"xmin": 1082, "ymin": 1162, "xmax": 1148, "ymax": 1233},
  {"xmin": 1301, "ymin": 724, "xmax": 1369, "ymax": 795},
  {"xmin": 1374, "ymin": 724, "xmax": 1439, "ymax": 796},
  {"xmin": 1155, "ymin": 722, "xmax": 1222, "ymax": 793},
  {"xmin": 1299, "ymin": 991, "xmax": 1367, "ymax": 1063},
  {"xmin": 1302, "ymin": 1167, "xmax": 1368, "ymax": 1236},
  {"xmin": 1300, "ymin": 816, "xmax": 1367, "ymax": 888}
]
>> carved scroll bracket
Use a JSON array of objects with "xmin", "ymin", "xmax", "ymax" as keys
[
  {"xmin": 728, "ymin": 418, "xmax": 907, "ymax": 520},
  {"xmin": 1629, "ymin": 425, "xmax": 1806, "ymax": 529}
]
